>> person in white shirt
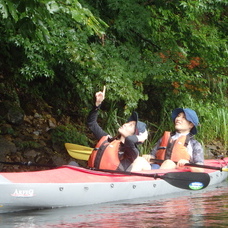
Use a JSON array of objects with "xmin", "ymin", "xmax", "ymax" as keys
[{"xmin": 143, "ymin": 108, "xmax": 204, "ymax": 172}]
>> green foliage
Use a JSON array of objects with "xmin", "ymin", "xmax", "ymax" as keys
[
  {"xmin": 0, "ymin": 0, "xmax": 227, "ymax": 151},
  {"xmin": 0, "ymin": 0, "xmax": 108, "ymax": 38},
  {"xmin": 15, "ymin": 141, "xmax": 41, "ymax": 150},
  {"xmin": 51, "ymin": 124, "xmax": 89, "ymax": 147},
  {"xmin": 194, "ymin": 103, "xmax": 228, "ymax": 150}
]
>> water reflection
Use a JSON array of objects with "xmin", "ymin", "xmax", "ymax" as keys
[{"xmin": 1, "ymin": 181, "xmax": 228, "ymax": 228}]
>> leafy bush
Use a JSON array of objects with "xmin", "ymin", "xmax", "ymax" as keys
[
  {"xmin": 51, "ymin": 124, "xmax": 89, "ymax": 148},
  {"xmin": 0, "ymin": 0, "xmax": 227, "ymax": 153},
  {"xmin": 15, "ymin": 141, "xmax": 41, "ymax": 150}
]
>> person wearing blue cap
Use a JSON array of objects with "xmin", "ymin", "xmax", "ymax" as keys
[
  {"xmin": 143, "ymin": 108, "xmax": 204, "ymax": 172},
  {"xmin": 87, "ymin": 86, "xmax": 151, "ymax": 172}
]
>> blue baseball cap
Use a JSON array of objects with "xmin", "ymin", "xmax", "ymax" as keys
[
  {"xmin": 127, "ymin": 111, "xmax": 147, "ymax": 135},
  {"xmin": 171, "ymin": 108, "xmax": 199, "ymax": 135}
]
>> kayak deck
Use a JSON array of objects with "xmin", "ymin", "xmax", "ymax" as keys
[{"xmin": 1, "ymin": 158, "xmax": 227, "ymax": 183}]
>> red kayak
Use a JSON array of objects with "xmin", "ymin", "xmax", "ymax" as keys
[{"xmin": 0, "ymin": 158, "xmax": 227, "ymax": 213}]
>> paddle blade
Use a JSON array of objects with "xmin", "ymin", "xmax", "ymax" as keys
[
  {"xmin": 65, "ymin": 143, "xmax": 93, "ymax": 160},
  {"xmin": 162, "ymin": 172, "xmax": 210, "ymax": 190},
  {"xmin": 65, "ymin": 143, "xmax": 93, "ymax": 152},
  {"xmin": 222, "ymin": 168, "xmax": 228, "ymax": 172}
]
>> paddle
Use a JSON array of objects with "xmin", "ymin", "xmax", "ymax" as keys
[
  {"xmin": 93, "ymin": 168, "xmax": 210, "ymax": 190},
  {"xmin": 1, "ymin": 159, "xmax": 210, "ymax": 190},
  {"xmin": 65, "ymin": 143, "xmax": 93, "ymax": 161},
  {"xmin": 150, "ymin": 158, "xmax": 228, "ymax": 172}
]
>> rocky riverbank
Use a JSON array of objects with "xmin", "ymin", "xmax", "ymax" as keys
[
  {"xmin": 0, "ymin": 80, "xmax": 93, "ymax": 172},
  {"xmin": 0, "ymin": 106, "xmax": 74, "ymax": 172}
]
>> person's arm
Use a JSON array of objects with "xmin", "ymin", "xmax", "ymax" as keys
[
  {"xmin": 123, "ymin": 135, "xmax": 140, "ymax": 163},
  {"xmin": 87, "ymin": 105, "xmax": 108, "ymax": 140},
  {"xmin": 87, "ymin": 86, "xmax": 108, "ymax": 140},
  {"xmin": 191, "ymin": 139, "xmax": 204, "ymax": 164},
  {"xmin": 189, "ymin": 139, "xmax": 204, "ymax": 172},
  {"xmin": 123, "ymin": 130, "xmax": 149, "ymax": 163}
]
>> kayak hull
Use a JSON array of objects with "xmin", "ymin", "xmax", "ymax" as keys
[{"xmin": 0, "ymin": 158, "xmax": 227, "ymax": 213}]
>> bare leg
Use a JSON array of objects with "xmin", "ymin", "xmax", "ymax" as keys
[
  {"xmin": 127, "ymin": 156, "xmax": 151, "ymax": 172},
  {"xmin": 160, "ymin": 159, "xmax": 176, "ymax": 169}
]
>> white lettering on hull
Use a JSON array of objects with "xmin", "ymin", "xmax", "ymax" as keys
[{"xmin": 11, "ymin": 189, "xmax": 35, "ymax": 197}]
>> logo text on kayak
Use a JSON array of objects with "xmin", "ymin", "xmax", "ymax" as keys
[{"xmin": 11, "ymin": 189, "xmax": 35, "ymax": 197}]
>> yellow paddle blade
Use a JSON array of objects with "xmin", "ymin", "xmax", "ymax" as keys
[
  {"xmin": 65, "ymin": 143, "xmax": 93, "ymax": 151},
  {"xmin": 65, "ymin": 143, "xmax": 93, "ymax": 161},
  {"xmin": 222, "ymin": 167, "xmax": 228, "ymax": 172}
]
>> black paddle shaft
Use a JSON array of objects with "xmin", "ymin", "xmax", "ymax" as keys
[
  {"xmin": 0, "ymin": 161, "xmax": 57, "ymax": 168},
  {"xmin": 150, "ymin": 158, "xmax": 224, "ymax": 171}
]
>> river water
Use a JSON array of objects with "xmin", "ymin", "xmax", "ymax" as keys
[{"xmin": 1, "ymin": 181, "xmax": 228, "ymax": 228}]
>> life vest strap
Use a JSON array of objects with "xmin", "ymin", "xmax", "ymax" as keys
[{"xmin": 94, "ymin": 140, "xmax": 109, "ymax": 169}]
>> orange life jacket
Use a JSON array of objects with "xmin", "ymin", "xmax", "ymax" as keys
[
  {"xmin": 88, "ymin": 136, "xmax": 121, "ymax": 170},
  {"xmin": 156, "ymin": 131, "xmax": 190, "ymax": 162}
]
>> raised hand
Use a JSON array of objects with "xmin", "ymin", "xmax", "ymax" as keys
[{"xmin": 95, "ymin": 86, "xmax": 106, "ymax": 106}]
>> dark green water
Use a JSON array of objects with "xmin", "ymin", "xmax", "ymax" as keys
[{"xmin": 1, "ymin": 181, "xmax": 228, "ymax": 228}]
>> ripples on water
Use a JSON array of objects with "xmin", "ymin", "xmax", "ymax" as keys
[{"xmin": 1, "ymin": 181, "xmax": 228, "ymax": 228}]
